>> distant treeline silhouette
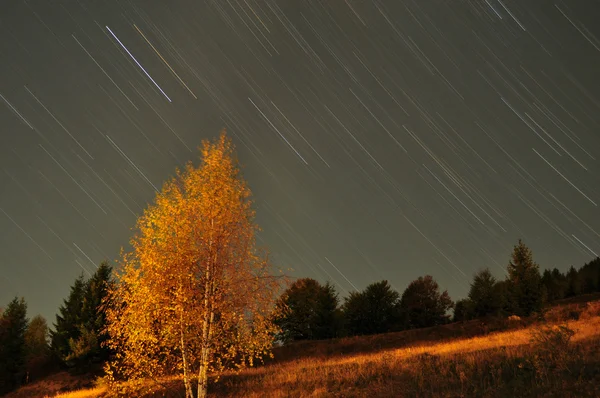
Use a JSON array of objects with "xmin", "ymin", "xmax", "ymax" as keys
[{"xmin": 274, "ymin": 240, "xmax": 600, "ymax": 343}]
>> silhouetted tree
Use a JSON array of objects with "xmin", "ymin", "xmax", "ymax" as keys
[
  {"xmin": 453, "ymin": 298, "xmax": 472, "ymax": 322},
  {"xmin": 313, "ymin": 282, "xmax": 343, "ymax": 340},
  {"xmin": 67, "ymin": 261, "xmax": 113, "ymax": 368},
  {"xmin": 494, "ymin": 280, "xmax": 511, "ymax": 314},
  {"xmin": 342, "ymin": 290, "xmax": 368, "ymax": 336},
  {"xmin": 595, "ymin": 258, "xmax": 600, "ymax": 293},
  {"xmin": 541, "ymin": 268, "xmax": 566, "ymax": 302},
  {"xmin": 343, "ymin": 280, "xmax": 401, "ymax": 336},
  {"xmin": 50, "ymin": 274, "xmax": 86, "ymax": 366},
  {"xmin": 578, "ymin": 257, "xmax": 600, "ymax": 294},
  {"xmin": 468, "ymin": 269, "xmax": 503, "ymax": 318},
  {"xmin": 50, "ymin": 263, "xmax": 113, "ymax": 370},
  {"xmin": 276, "ymin": 278, "xmax": 341, "ymax": 342},
  {"xmin": 24, "ymin": 315, "xmax": 51, "ymax": 382},
  {"xmin": 565, "ymin": 266, "xmax": 581, "ymax": 298},
  {"xmin": 0, "ymin": 297, "xmax": 28, "ymax": 394},
  {"xmin": 506, "ymin": 239, "xmax": 544, "ymax": 316},
  {"xmin": 400, "ymin": 275, "xmax": 453, "ymax": 329}
]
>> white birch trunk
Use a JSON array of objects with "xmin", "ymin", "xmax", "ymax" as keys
[
  {"xmin": 181, "ymin": 306, "xmax": 194, "ymax": 398},
  {"xmin": 197, "ymin": 290, "xmax": 214, "ymax": 398},
  {"xmin": 198, "ymin": 219, "xmax": 216, "ymax": 398}
]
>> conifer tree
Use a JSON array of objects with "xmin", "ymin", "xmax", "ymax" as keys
[
  {"xmin": 506, "ymin": 239, "xmax": 544, "ymax": 316},
  {"xmin": 0, "ymin": 297, "xmax": 28, "ymax": 394},
  {"xmin": 50, "ymin": 262, "xmax": 113, "ymax": 370},
  {"xmin": 565, "ymin": 265, "xmax": 581, "ymax": 298},
  {"xmin": 541, "ymin": 268, "xmax": 566, "ymax": 302},
  {"xmin": 68, "ymin": 261, "xmax": 113, "ymax": 367},
  {"xmin": 578, "ymin": 257, "xmax": 600, "ymax": 294},
  {"xmin": 50, "ymin": 274, "xmax": 86, "ymax": 365},
  {"xmin": 24, "ymin": 315, "xmax": 50, "ymax": 382}
]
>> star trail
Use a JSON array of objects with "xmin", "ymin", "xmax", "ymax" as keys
[{"xmin": 1, "ymin": 0, "xmax": 599, "ymax": 322}]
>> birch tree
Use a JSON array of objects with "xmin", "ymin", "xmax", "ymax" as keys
[{"xmin": 104, "ymin": 132, "xmax": 284, "ymax": 397}]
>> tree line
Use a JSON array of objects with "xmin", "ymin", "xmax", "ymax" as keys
[
  {"xmin": 1, "ymin": 132, "xmax": 599, "ymax": 397},
  {"xmin": 274, "ymin": 240, "xmax": 600, "ymax": 343},
  {"xmin": 4, "ymin": 244, "xmax": 597, "ymax": 394},
  {"xmin": 0, "ymin": 262, "xmax": 112, "ymax": 395}
]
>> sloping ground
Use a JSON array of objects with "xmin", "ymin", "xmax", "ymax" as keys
[
  {"xmin": 210, "ymin": 314, "xmax": 600, "ymax": 397},
  {"xmin": 3, "ymin": 371, "xmax": 98, "ymax": 398},
  {"xmin": 268, "ymin": 295, "xmax": 600, "ymax": 365},
  {"xmin": 547, "ymin": 292, "xmax": 600, "ymax": 307},
  {"xmin": 9, "ymin": 297, "xmax": 600, "ymax": 397}
]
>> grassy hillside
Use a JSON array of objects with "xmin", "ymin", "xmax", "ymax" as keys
[
  {"xmin": 9, "ymin": 296, "xmax": 600, "ymax": 398},
  {"xmin": 3, "ymin": 371, "xmax": 100, "ymax": 398}
]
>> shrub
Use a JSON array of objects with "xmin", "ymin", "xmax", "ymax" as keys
[{"xmin": 530, "ymin": 324, "xmax": 576, "ymax": 383}]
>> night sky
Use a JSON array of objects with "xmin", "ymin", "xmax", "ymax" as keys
[{"xmin": 1, "ymin": 1, "xmax": 600, "ymax": 323}]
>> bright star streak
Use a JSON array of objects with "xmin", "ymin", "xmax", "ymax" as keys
[
  {"xmin": 533, "ymin": 148, "xmax": 597, "ymax": 207},
  {"xmin": 106, "ymin": 25, "xmax": 172, "ymax": 103},
  {"xmin": 0, "ymin": 93, "xmax": 34, "ymax": 129},
  {"xmin": 572, "ymin": 235, "xmax": 599, "ymax": 257},
  {"xmin": 325, "ymin": 256, "xmax": 359, "ymax": 292}
]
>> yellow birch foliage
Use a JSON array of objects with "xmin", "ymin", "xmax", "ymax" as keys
[{"xmin": 103, "ymin": 131, "xmax": 284, "ymax": 396}]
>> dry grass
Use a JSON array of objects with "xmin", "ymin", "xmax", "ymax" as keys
[
  {"xmin": 3, "ymin": 371, "xmax": 98, "ymax": 398},
  {"xmin": 14, "ymin": 298, "xmax": 600, "ymax": 397},
  {"xmin": 210, "ymin": 315, "xmax": 600, "ymax": 398},
  {"xmin": 53, "ymin": 387, "xmax": 107, "ymax": 398}
]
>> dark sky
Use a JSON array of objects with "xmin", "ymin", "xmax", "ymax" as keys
[{"xmin": 1, "ymin": 1, "xmax": 599, "ymax": 323}]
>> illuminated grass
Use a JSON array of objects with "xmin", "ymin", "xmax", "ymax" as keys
[
  {"xmin": 53, "ymin": 387, "xmax": 106, "ymax": 398},
  {"xmin": 211, "ymin": 315, "xmax": 600, "ymax": 397},
  {"xmin": 13, "ymin": 299, "xmax": 600, "ymax": 397}
]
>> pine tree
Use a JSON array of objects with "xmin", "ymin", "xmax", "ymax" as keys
[
  {"xmin": 506, "ymin": 239, "xmax": 544, "ymax": 316},
  {"xmin": 104, "ymin": 132, "xmax": 284, "ymax": 398},
  {"xmin": 494, "ymin": 280, "xmax": 512, "ymax": 314},
  {"xmin": 24, "ymin": 315, "xmax": 50, "ymax": 382},
  {"xmin": 0, "ymin": 297, "xmax": 28, "ymax": 394},
  {"xmin": 67, "ymin": 261, "xmax": 113, "ymax": 368},
  {"xmin": 565, "ymin": 266, "xmax": 581, "ymax": 298},
  {"xmin": 50, "ymin": 274, "xmax": 86, "ymax": 365},
  {"xmin": 578, "ymin": 258, "xmax": 600, "ymax": 294},
  {"xmin": 50, "ymin": 262, "xmax": 113, "ymax": 370},
  {"xmin": 541, "ymin": 268, "xmax": 566, "ymax": 302}
]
